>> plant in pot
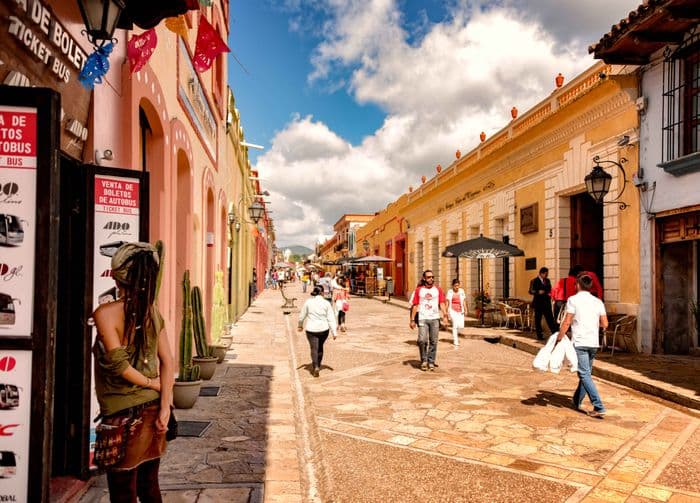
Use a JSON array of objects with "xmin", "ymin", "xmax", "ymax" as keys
[
  {"xmin": 210, "ymin": 270, "xmax": 229, "ymax": 363},
  {"xmin": 173, "ymin": 270, "xmax": 202, "ymax": 409},
  {"xmin": 192, "ymin": 284, "xmax": 218, "ymax": 379}
]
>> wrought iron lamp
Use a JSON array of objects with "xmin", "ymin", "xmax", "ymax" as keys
[
  {"xmin": 77, "ymin": 0, "xmax": 125, "ymax": 46},
  {"xmin": 584, "ymin": 156, "xmax": 629, "ymax": 210}
]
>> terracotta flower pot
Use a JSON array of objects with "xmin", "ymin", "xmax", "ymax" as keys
[
  {"xmin": 211, "ymin": 345, "xmax": 228, "ymax": 363},
  {"xmin": 193, "ymin": 356, "xmax": 218, "ymax": 380},
  {"xmin": 173, "ymin": 380, "xmax": 202, "ymax": 409},
  {"xmin": 455, "ymin": 149, "xmax": 461, "ymax": 159},
  {"xmin": 555, "ymin": 73, "xmax": 564, "ymax": 88},
  {"xmin": 511, "ymin": 106, "xmax": 518, "ymax": 119},
  {"xmin": 480, "ymin": 132, "xmax": 486, "ymax": 142}
]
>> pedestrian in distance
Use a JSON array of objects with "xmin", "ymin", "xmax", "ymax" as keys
[
  {"xmin": 333, "ymin": 277, "xmax": 350, "ymax": 332},
  {"xmin": 318, "ymin": 271, "xmax": 333, "ymax": 303},
  {"xmin": 92, "ymin": 242, "xmax": 174, "ymax": 503},
  {"xmin": 446, "ymin": 278, "xmax": 467, "ymax": 346},
  {"xmin": 409, "ymin": 270, "xmax": 448, "ymax": 371},
  {"xmin": 529, "ymin": 266, "xmax": 558, "ymax": 340},
  {"xmin": 298, "ymin": 286, "xmax": 338, "ymax": 377},
  {"xmin": 556, "ymin": 274, "xmax": 609, "ymax": 418},
  {"xmin": 551, "ymin": 267, "xmax": 578, "ymax": 324}
]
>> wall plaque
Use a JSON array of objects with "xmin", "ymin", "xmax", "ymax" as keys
[{"xmin": 520, "ymin": 203, "xmax": 538, "ymax": 234}]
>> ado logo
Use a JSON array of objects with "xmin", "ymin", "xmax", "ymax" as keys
[
  {"xmin": 0, "ymin": 182, "xmax": 20, "ymax": 204},
  {"xmin": 103, "ymin": 221, "xmax": 131, "ymax": 239},
  {"xmin": 0, "ymin": 264, "xmax": 22, "ymax": 281},
  {"xmin": 0, "ymin": 357, "xmax": 16, "ymax": 372}
]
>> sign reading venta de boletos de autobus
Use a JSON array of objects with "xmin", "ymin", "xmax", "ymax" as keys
[{"xmin": 5, "ymin": 0, "xmax": 87, "ymax": 84}]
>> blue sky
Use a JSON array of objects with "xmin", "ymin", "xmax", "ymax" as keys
[{"xmin": 227, "ymin": 0, "xmax": 642, "ymax": 248}]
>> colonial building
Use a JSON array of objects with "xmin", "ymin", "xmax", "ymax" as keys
[{"xmin": 591, "ymin": 0, "xmax": 700, "ymax": 355}]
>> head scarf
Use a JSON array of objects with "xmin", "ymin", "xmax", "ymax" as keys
[{"xmin": 111, "ymin": 242, "xmax": 159, "ymax": 286}]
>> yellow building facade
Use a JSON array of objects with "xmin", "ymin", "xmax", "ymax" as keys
[{"xmin": 379, "ymin": 63, "xmax": 641, "ymax": 319}]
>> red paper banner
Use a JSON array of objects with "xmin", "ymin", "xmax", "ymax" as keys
[
  {"xmin": 193, "ymin": 15, "xmax": 230, "ymax": 73},
  {"xmin": 128, "ymin": 29, "xmax": 158, "ymax": 74}
]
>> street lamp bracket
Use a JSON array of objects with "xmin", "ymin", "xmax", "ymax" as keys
[{"xmin": 585, "ymin": 156, "xmax": 629, "ymax": 210}]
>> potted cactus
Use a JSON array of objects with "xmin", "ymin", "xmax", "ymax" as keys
[
  {"xmin": 173, "ymin": 270, "xmax": 202, "ymax": 409},
  {"xmin": 210, "ymin": 270, "xmax": 229, "ymax": 362},
  {"xmin": 191, "ymin": 284, "xmax": 218, "ymax": 379}
]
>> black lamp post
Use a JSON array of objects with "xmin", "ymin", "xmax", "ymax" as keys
[
  {"xmin": 248, "ymin": 200, "xmax": 265, "ymax": 224},
  {"xmin": 77, "ymin": 0, "xmax": 126, "ymax": 46},
  {"xmin": 584, "ymin": 156, "xmax": 629, "ymax": 210}
]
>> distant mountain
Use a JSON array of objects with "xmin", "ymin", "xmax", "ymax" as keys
[{"xmin": 283, "ymin": 245, "xmax": 313, "ymax": 256}]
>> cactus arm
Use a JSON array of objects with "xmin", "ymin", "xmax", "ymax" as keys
[
  {"xmin": 178, "ymin": 270, "xmax": 194, "ymax": 380},
  {"xmin": 155, "ymin": 240, "xmax": 165, "ymax": 300},
  {"xmin": 192, "ymin": 286, "xmax": 211, "ymax": 357}
]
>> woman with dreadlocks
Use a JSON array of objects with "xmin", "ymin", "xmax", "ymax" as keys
[{"xmin": 92, "ymin": 242, "xmax": 174, "ymax": 503}]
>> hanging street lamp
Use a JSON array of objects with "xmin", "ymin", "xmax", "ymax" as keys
[
  {"xmin": 76, "ymin": 0, "xmax": 126, "ymax": 47},
  {"xmin": 584, "ymin": 155, "xmax": 629, "ymax": 210},
  {"xmin": 248, "ymin": 200, "xmax": 265, "ymax": 224}
]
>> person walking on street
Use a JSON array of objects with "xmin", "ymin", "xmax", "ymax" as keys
[
  {"xmin": 298, "ymin": 286, "xmax": 338, "ymax": 377},
  {"xmin": 556, "ymin": 274, "xmax": 609, "ymax": 418},
  {"xmin": 92, "ymin": 242, "xmax": 174, "ymax": 503},
  {"xmin": 529, "ymin": 266, "xmax": 557, "ymax": 340},
  {"xmin": 446, "ymin": 279, "xmax": 467, "ymax": 346},
  {"xmin": 409, "ymin": 270, "xmax": 448, "ymax": 371},
  {"xmin": 318, "ymin": 271, "xmax": 333, "ymax": 303},
  {"xmin": 333, "ymin": 278, "xmax": 350, "ymax": 332}
]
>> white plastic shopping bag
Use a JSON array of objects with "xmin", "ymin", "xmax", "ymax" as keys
[{"xmin": 532, "ymin": 334, "xmax": 557, "ymax": 371}]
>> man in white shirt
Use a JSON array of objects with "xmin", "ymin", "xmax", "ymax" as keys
[
  {"xmin": 557, "ymin": 274, "xmax": 609, "ymax": 418},
  {"xmin": 409, "ymin": 270, "xmax": 447, "ymax": 371}
]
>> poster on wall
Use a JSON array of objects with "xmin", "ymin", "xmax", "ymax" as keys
[
  {"xmin": 0, "ymin": 350, "xmax": 32, "ymax": 503},
  {"xmin": 89, "ymin": 174, "xmax": 141, "ymax": 466},
  {"xmin": 0, "ymin": 105, "xmax": 37, "ymax": 338}
]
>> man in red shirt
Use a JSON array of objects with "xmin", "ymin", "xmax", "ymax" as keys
[{"xmin": 409, "ymin": 270, "xmax": 448, "ymax": 371}]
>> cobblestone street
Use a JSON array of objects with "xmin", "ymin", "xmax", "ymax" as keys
[{"xmin": 81, "ymin": 284, "xmax": 700, "ymax": 502}]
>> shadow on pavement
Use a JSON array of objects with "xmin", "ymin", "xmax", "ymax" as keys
[
  {"xmin": 297, "ymin": 363, "xmax": 335, "ymax": 375},
  {"xmin": 521, "ymin": 390, "xmax": 575, "ymax": 409},
  {"xmin": 402, "ymin": 359, "xmax": 423, "ymax": 369}
]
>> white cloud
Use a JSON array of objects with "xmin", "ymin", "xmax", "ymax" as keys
[{"xmin": 257, "ymin": 0, "xmax": 641, "ymax": 247}]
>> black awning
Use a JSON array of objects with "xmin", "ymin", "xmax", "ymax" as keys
[
  {"xmin": 443, "ymin": 234, "xmax": 524, "ymax": 259},
  {"xmin": 117, "ymin": 0, "xmax": 200, "ymax": 30}
]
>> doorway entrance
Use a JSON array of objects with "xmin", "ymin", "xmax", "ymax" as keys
[
  {"xmin": 394, "ymin": 238, "xmax": 406, "ymax": 297},
  {"xmin": 570, "ymin": 193, "xmax": 604, "ymax": 287},
  {"xmin": 661, "ymin": 241, "xmax": 697, "ymax": 354}
]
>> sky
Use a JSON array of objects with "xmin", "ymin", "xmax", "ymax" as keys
[{"xmin": 227, "ymin": 0, "xmax": 642, "ymax": 249}]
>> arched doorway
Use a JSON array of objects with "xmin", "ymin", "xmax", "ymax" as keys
[{"xmin": 176, "ymin": 150, "xmax": 192, "ymax": 332}]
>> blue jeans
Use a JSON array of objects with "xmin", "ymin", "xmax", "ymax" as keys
[
  {"xmin": 417, "ymin": 319, "xmax": 440, "ymax": 364},
  {"xmin": 573, "ymin": 347, "xmax": 605, "ymax": 413}
]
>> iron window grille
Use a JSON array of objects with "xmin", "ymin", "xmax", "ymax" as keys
[{"xmin": 662, "ymin": 29, "xmax": 700, "ymax": 164}]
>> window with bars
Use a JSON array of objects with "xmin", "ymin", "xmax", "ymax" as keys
[
  {"xmin": 416, "ymin": 241, "xmax": 424, "ymax": 285},
  {"xmin": 661, "ymin": 31, "xmax": 700, "ymax": 175},
  {"xmin": 431, "ymin": 237, "xmax": 440, "ymax": 286}
]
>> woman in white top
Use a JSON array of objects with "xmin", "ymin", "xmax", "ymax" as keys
[
  {"xmin": 298, "ymin": 286, "xmax": 338, "ymax": 377},
  {"xmin": 446, "ymin": 279, "xmax": 467, "ymax": 346}
]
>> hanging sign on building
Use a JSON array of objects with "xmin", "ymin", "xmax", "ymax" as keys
[
  {"xmin": 178, "ymin": 38, "xmax": 217, "ymax": 161},
  {"xmin": 0, "ymin": 349, "xmax": 32, "ymax": 503},
  {"xmin": 0, "ymin": 0, "xmax": 92, "ymax": 159},
  {"xmin": 0, "ymin": 105, "xmax": 37, "ymax": 338},
  {"xmin": 89, "ymin": 173, "xmax": 141, "ymax": 466}
]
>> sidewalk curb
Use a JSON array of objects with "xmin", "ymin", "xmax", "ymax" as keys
[{"xmin": 372, "ymin": 296, "xmax": 700, "ymax": 414}]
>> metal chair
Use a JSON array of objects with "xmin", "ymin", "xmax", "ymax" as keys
[
  {"xmin": 496, "ymin": 301, "xmax": 523, "ymax": 329},
  {"xmin": 609, "ymin": 315, "xmax": 638, "ymax": 356}
]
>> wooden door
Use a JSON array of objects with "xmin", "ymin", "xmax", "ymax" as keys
[
  {"xmin": 570, "ymin": 193, "xmax": 604, "ymax": 284},
  {"xmin": 662, "ymin": 241, "xmax": 693, "ymax": 354},
  {"xmin": 394, "ymin": 239, "xmax": 406, "ymax": 297}
]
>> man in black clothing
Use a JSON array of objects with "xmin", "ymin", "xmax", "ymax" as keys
[{"xmin": 529, "ymin": 266, "xmax": 557, "ymax": 340}]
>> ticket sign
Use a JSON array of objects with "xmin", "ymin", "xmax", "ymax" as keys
[{"xmin": 0, "ymin": 106, "xmax": 37, "ymax": 338}]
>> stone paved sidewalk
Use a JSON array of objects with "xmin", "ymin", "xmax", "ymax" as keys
[
  {"xmin": 375, "ymin": 295, "xmax": 700, "ymax": 413},
  {"xmin": 79, "ymin": 288, "xmax": 307, "ymax": 503}
]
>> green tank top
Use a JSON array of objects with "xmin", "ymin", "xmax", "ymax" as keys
[{"xmin": 93, "ymin": 307, "xmax": 163, "ymax": 416}]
